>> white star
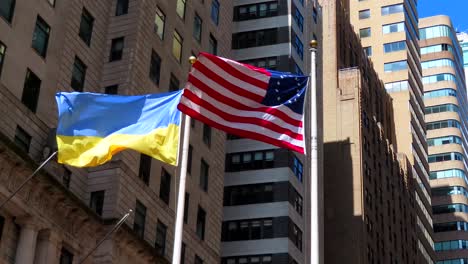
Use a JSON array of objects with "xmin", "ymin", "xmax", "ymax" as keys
[
  {"xmin": 275, "ymin": 89, "xmax": 279, "ymax": 92},
  {"xmin": 277, "ymin": 81, "xmax": 280, "ymax": 85},
  {"xmin": 280, "ymin": 75, "xmax": 284, "ymax": 79},
  {"xmin": 295, "ymin": 77, "xmax": 299, "ymax": 81},
  {"xmin": 277, "ymin": 96, "xmax": 281, "ymax": 101}
]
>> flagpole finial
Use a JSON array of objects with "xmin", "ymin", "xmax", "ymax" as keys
[
  {"xmin": 309, "ymin": 39, "xmax": 318, "ymax": 49},
  {"xmin": 189, "ymin": 56, "xmax": 197, "ymax": 65}
]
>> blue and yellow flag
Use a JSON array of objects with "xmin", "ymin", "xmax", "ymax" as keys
[{"xmin": 55, "ymin": 91, "xmax": 183, "ymax": 167}]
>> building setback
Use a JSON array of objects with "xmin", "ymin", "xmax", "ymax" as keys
[
  {"xmin": 420, "ymin": 16, "xmax": 468, "ymax": 264},
  {"xmin": 221, "ymin": 0, "xmax": 322, "ymax": 263},
  {"xmin": 0, "ymin": 0, "xmax": 231, "ymax": 263}
]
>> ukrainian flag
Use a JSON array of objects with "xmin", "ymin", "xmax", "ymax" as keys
[{"xmin": 55, "ymin": 91, "xmax": 183, "ymax": 167}]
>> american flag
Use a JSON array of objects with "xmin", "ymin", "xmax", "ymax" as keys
[{"xmin": 177, "ymin": 52, "xmax": 308, "ymax": 153}]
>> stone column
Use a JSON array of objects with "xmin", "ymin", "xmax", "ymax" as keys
[
  {"xmin": 14, "ymin": 221, "xmax": 39, "ymax": 264},
  {"xmin": 34, "ymin": 230, "xmax": 60, "ymax": 264}
]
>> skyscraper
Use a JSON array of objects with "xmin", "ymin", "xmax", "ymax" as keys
[
  {"xmin": 349, "ymin": 0, "xmax": 435, "ymax": 262},
  {"xmin": 421, "ymin": 16, "xmax": 468, "ymax": 264}
]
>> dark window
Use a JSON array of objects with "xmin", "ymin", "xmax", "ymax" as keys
[
  {"xmin": 89, "ymin": 190, "xmax": 105, "ymax": 216},
  {"xmin": 138, "ymin": 154, "xmax": 151, "ymax": 185},
  {"xmin": 172, "ymin": 31, "xmax": 183, "ymax": 62},
  {"xmin": 289, "ymin": 220, "xmax": 302, "ymax": 251},
  {"xmin": 155, "ymin": 220, "xmax": 167, "ymax": 255},
  {"xmin": 181, "ymin": 243, "xmax": 186, "ymax": 264},
  {"xmin": 155, "ymin": 7, "xmax": 165, "ymax": 39},
  {"xmin": 110, "ymin": 37, "xmax": 124, "ymax": 61},
  {"xmin": 63, "ymin": 167, "xmax": 71, "ymax": 188},
  {"xmin": 196, "ymin": 206, "xmax": 206, "ymax": 240},
  {"xmin": 293, "ymin": 156, "xmax": 303, "ymax": 182},
  {"xmin": 359, "ymin": 9, "xmax": 370, "ymax": 19},
  {"xmin": 149, "ymin": 50, "xmax": 161, "ymax": 85},
  {"xmin": 193, "ymin": 14, "xmax": 202, "ymax": 42},
  {"xmin": 14, "ymin": 126, "xmax": 31, "ymax": 153},
  {"xmin": 0, "ymin": 216, "xmax": 5, "ymax": 240},
  {"xmin": 209, "ymin": 34, "xmax": 217, "ymax": 55},
  {"xmin": 293, "ymin": 35, "xmax": 303, "ymax": 60},
  {"xmin": 0, "ymin": 0, "xmax": 15, "ymax": 23},
  {"xmin": 78, "ymin": 8, "xmax": 94, "ymax": 46},
  {"xmin": 241, "ymin": 57, "xmax": 278, "ymax": 70},
  {"xmin": 176, "ymin": 0, "xmax": 186, "ymax": 19},
  {"xmin": 188, "ymin": 145, "xmax": 193, "ymax": 174},
  {"xmin": 195, "ymin": 255, "xmax": 203, "ymax": 264},
  {"xmin": 21, "ymin": 69, "xmax": 41, "ymax": 112},
  {"xmin": 211, "ymin": 0, "xmax": 219, "ymax": 25},
  {"xmin": 294, "ymin": 7, "xmax": 303, "ymax": 32},
  {"xmin": 0, "ymin": 42, "xmax": 5, "ymax": 78},
  {"xmin": 59, "ymin": 248, "xmax": 73, "ymax": 264},
  {"xmin": 184, "ymin": 192, "xmax": 189, "ymax": 223},
  {"xmin": 202, "ymin": 124, "xmax": 211, "ymax": 146},
  {"xmin": 32, "ymin": 16, "xmax": 50, "ymax": 57},
  {"xmin": 169, "ymin": 73, "xmax": 180, "ymax": 92},
  {"xmin": 234, "ymin": 2, "xmax": 278, "ymax": 21},
  {"xmin": 364, "ymin": 46, "xmax": 372, "ymax": 56},
  {"xmin": 134, "ymin": 200, "xmax": 146, "ymax": 238},
  {"xmin": 159, "ymin": 168, "xmax": 171, "ymax": 204},
  {"xmin": 200, "ymin": 159, "xmax": 209, "ymax": 191},
  {"xmin": 359, "ymin": 28, "xmax": 371, "ymax": 38},
  {"xmin": 232, "ymin": 28, "xmax": 278, "ymax": 49},
  {"xmin": 71, "ymin": 57, "xmax": 86, "ymax": 91},
  {"xmin": 115, "ymin": 0, "xmax": 129, "ymax": 16},
  {"xmin": 222, "ymin": 217, "xmax": 281, "ymax": 241},
  {"xmin": 105, "ymin": 85, "xmax": 118, "ymax": 94},
  {"xmin": 226, "ymin": 149, "xmax": 275, "ymax": 172}
]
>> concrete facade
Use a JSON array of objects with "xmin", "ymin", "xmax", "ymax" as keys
[{"xmin": 0, "ymin": 0, "xmax": 232, "ymax": 263}]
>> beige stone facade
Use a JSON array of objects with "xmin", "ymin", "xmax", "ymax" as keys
[{"xmin": 0, "ymin": 0, "xmax": 232, "ymax": 263}]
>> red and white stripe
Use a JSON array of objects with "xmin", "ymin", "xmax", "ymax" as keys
[{"xmin": 177, "ymin": 52, "xmax": 305, "ymax": 153}]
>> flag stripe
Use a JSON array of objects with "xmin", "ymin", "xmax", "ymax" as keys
[
  {"xmin": 182, "ymin": 89, "xmax": 304, "ymax": 140},
  {"xmin": 178, "ymin": 103, "xmax": 304, "ymax": 153},
  {"xmin": 193, "ymin": 60, "xmax": 265, "ymax": 102},
  {"xmin": 188, "ymin": 73, "xmax": 303, "ymax": 125},
  {"xmin": 200, "ymin": 52, "xmax": 270, "ymax": 89}
]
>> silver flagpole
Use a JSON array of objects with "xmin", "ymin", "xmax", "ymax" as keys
[
  {"xmin": 309, "ymin": 39, "xmax": 319, "ymax": 264},
  {"xmin": 172, "ymin": 56, "xmax": 196, "ymax": 264},
  {"xmin": 78, "ymin": 209, "xmax": 132, "ymax": 264},
  {"xmin": 0, "ymin": 150, "xmax": 57, "ymax": 210}
]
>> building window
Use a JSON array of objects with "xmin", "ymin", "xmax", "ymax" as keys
[
  {"xmin": 381, "ymin": 4, "xmax": 403, "ymax": 16},
  {"xmin": 196, "ymin": 206, "xmax": 206, "ymax": 240},
  {"xmin": 241, "ymin": 57, "xmax": 278, "ymax": 70},
  {"xmin": 105, "ymin": 85, "xmax": 118, "ymax": 94},
  {"xmin": 313, "ymin": 6, "xmax": 318, "ymax": 23},
  {"xmin": 234, "ymin": 1, "xmax": 278, "ymax": 21},
  {"xmin": 172, "ymin": 31, "xmax": 183, "ymax": 63},
  {"xmin": 155, "ymin": 7, "xmax": 165, "ymax": 39},
  {"xmin": 359, "ymin": 28, "xmax": 371, "ymax": 38},
  {"xmin": 294, "ymin": 63, "xmax": 303, "ymax": 75},
  {"xmin": 176, "ymin": 0, "xmax": 186, "ymax": 19},
  {"xmin": 293, "ymin": 156, "xmax": 303, "ymax": 182},
  {"xmin": 222, "ymin": 217, "xmax": 277, "ymax": 241},
  {"xmin": 134, "ymin": 200, "xmax": 146, "ymax": 238},
  {"xmin": 226, "ymin": 149, "xmax": 275, "ymax": 172},
  {"xmin": 63, "ymin": 168, "xmax": 71, "ymax": 188},
  {"xmin": 188, "ymin": 145, "xmax": 193, "ymax": 174},
  {"xmin": 195, "ymin": 255, "xmax": 203, "ymax": 264},
  {"xmin": 169, "ymin": 73, "xmax": 180, "ymax": 92},
  {"xmin": 181, "ymin": 243, "xmax": 186, "ymax": 264},
  {"xmin": 363, "ymin": 46, "xmax": 372, "ymax": 57},
  {"xmin": 290, "ymin": 221, "xmax": 302, "ymax": 251},
  {"xmin": 159, "ymin": 168, "xmax": 171, "ymax": 204},
  {"xmin": 71, "ymin": 57, "xmax": 86, "ymax": 91},
  {"xmin": 138, "ymin": 154, "xmax": 151, "ymax": 185},
  {"xmin": 14, "ymin": 126, "xmax": 31, "ymax": 153},
  {"xmin": 21, "ymin": 69, "xmax": 41, "ymax": 113},
  {"xmin": 193, "ymin": 14, "xmax": 202, "ymax": 42},
  {"xmin": 203, "ymin": 124, "xmax": 211, "ymax": 146},
  {"xmin": 359, "ymin": 9, "xmax": 370, "ymax": 19},
  {"xmin": 78, "ymin": 8, "xmax": 94, "ymax": 46},
  {"xmin": 32, "ymin": 16, "xmax": 50, "ymax": 57},
  {"xmin": 59, "ymin": 248, "xmax": 73, "ymax": 264},
  {"xmin": 294, "ymin": 7, "xmax": 304, "ymax": 32},
  {"xmin": 115, "ymin": 0, "xmax": 128, "ymax": 16},
  {"xmin": 232, "ymin": 28, "xmax": 277, "ymax": 49},
  {"xmin": 211, "ymin": 0, "xmax": 219, "ymax": 25},
  {"xmin": 200, "ymin": 159, "xmax": 209, "ymax": 192},
  {"xmin": 184, "ymin": 192, "xmax": 189, "ymax": 223},
  {"xmin": 294, "ymin": 36, "xmax": 303, "ymax": 60},
  {"xmin": 149, "ymin": 50, "xmax": 161, "ymax": 85},
  {"xmin": 209, "ymin": 34, "xmax": 217, "ymax": 55},
  {"xmin": 109, "ymin": 37, "xmax": 124, "ymax": 61},
  {"xmin": 0, "ymin": 42, "xmax": 5, "ymax": 78},
  {"xmin": 383, "ymin": 41, "xmax": 406, "ymax": 53},
  {"xmin": 155, "ymin": 220, "xmax": 167, "ymax": 255},
  {"xmin": 382, "ymin": 22, "xmax": 404, "ymax": 34},
  {"xmin": 89, "ymin": 190, "xmax": 105, "ymax": 216},
  {"xmin": 0, "ymin": 0, "xmax": 15, "ymax": 23},
  {"xmin": 384, "ymin": 60, "xmax": 407, "ymax": 72},
  {"xmin": 0, "ymin": 216, "xmax": 4, "ymax": 240}
]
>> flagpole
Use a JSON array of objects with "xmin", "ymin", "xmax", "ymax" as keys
[
  {"xmin": 309, "ymin": 39, "xmax": 319, "ymax": 264},
  {"xmin": 172, "ymin": 56, "xmax": 196, "ymax": 264}
]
